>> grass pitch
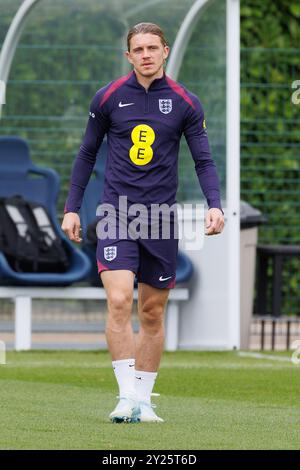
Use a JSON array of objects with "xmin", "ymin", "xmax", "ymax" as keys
[{"xmin": 0, "ymin": 350, "xmax": 299, "ymax": 450}]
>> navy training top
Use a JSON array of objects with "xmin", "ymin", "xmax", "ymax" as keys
[{"xmin": 65, "ymin": 70, "xmax": 222, "ymax": 213}]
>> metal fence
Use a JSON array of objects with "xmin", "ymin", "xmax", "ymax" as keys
[
  {"xmin": 241, "ymin": 47, "xmax": 300, "ymax": 316},
  {"xmin": 1, "ymin": 45, "xmax": 300, "ymax": 315}
]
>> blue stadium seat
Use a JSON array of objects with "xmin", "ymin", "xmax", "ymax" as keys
[
  {"xmin": 0, "ymin": 136, "xmax": 91, "ymax": 286},
  {"xmin": 81, "ymin": 140, "xmax": 194, "ymax": 286}
]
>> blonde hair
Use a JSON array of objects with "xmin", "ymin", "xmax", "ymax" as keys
[{"xmin": 127, "ymin": 22, "xmax": 167, "ymax": 51}]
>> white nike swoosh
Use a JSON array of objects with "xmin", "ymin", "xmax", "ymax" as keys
[
  {"xmin": 118, "ymin": 102, "xmax": 134, "ymax": 107},
  {"xmin": 159, "ymin": 275, "xmax": 172, "ymax": 282}
]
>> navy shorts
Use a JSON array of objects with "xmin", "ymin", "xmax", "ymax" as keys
[{"xmin": 96, "ymin": 212, "xmax": 178, "ymax": 289}]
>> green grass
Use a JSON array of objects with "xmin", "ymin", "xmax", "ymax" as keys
[{"xmin": 0, "ymin": 350, "xmax": 299, "ymax": 450}]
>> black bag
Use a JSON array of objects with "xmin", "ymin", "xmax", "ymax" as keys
[{"xmin": 0, "ymin": 195, "xmax": 69, "ymax": 273}]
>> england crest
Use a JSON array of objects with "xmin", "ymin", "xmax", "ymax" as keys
[
  {"xmin": 104, "ymin": 246, "xmax": 117, "ymax": 261},
  {"xmin": 159, "ymin": 99, "xmax": 172, "ymax": 114}
]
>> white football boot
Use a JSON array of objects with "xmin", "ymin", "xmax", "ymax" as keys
[
  {"xmin": 139, "ymin": 394, "xmax": 164, "ymax": 423},
  {"xmin": 109, "ymin": 392, "xmax": 140, "ymax": 423}
]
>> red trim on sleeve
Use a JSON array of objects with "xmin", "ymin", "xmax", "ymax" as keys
[
  {"xmin": 100, "ymin": 71, "xmax": 133, "ymax": 107},
  {"xmin": 165, "ymin": 76, "xmax": 195, "ymax": 109}
]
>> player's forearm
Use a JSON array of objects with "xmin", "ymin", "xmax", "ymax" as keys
[
  {"xmin": 194, "ymin": 158, "xmax": 222, "ymax": 210},
  {"xmin": 64, "ymin": 145, "xmax": 97, "ymax": 213},
  {"xmin": 186, "ymin": 129, "xmax": 222, "ymax": 210}
]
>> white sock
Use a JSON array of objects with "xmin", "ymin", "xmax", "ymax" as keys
[
  {"xmin": 135, "ymin": 370, "xmax": 157, "ymax": 404},
  {"xmin": 112, "ymin": 358, "xmax": 136, "ymax": 397}
]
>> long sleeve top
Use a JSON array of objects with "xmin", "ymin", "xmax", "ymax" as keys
[{"xmin": 65, "ymin": 70, "xmax": 222, "ymax": 214}]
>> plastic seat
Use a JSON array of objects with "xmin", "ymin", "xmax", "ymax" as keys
[
  {"xmin": 0, "ymin": 136, "xmax": 91, "ymax": 286},
  {"xmin": 81, "ymin": 140, "xmax": 193, "ymax": 286}
]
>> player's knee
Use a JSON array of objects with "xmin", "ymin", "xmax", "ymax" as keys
[
  {"xmin": 107, "ymin": 291, "xmax": 132, "ymax": 322},
  {"xmin": 140, "ymin": 302, "xmax": 164, "ymax": 332}
]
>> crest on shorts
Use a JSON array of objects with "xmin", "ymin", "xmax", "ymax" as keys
[
  {"xmin": 159, "ymin": 99, "xmax": 172, "ymax": 114},
  {"xmin": 104, "ymin": 246, "xmax": 117, "ymax": 261}
]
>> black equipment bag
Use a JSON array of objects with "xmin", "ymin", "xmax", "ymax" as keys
[{"xmin": 0, "ymin": 195, "xmax": 69, "ymax": 273}]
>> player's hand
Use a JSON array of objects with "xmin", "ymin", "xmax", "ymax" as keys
[
  {"xmin": 205, "ymin": 208, "xmax": 224, "ymax": 236},
  {"xmin": 61, "ymin": 212, "xmax": 82, "ymax": 243}
]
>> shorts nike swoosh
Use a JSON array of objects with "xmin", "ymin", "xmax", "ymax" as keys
[{"xmin": 159, "ymin": 275, "xmax": 172, "ymax": 282}]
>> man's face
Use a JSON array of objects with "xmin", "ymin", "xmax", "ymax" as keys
[{"xmin": 126, "ymin": 33, "xmax": 169, "ymax": 78}]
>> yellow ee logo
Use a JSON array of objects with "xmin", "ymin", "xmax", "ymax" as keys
[
  {"xmin": 203, "ymin": 119, "xmax": 206, "ymax": 129},
  {"xmin": 129, "ymin": 124, "xmax": 155, "ymax": 166}
]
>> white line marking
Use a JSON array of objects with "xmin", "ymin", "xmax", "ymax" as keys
[{"xmin": 238, "ymin": 351, "xmax": 291, "ymax": 362}]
